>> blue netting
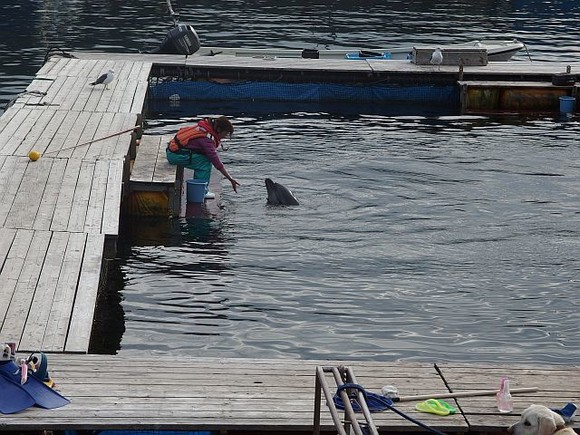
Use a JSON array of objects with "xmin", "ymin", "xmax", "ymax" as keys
[{"xmin": 149, "ymin": 80, "xmax": 458, "ymax": 105}]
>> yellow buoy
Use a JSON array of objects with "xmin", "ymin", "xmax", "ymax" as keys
[{"xmin": 28, "ymin": 150, "xmax": 41, "ymax": 161}]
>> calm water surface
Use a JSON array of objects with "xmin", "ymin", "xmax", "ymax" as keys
[{"xmin": 1, "ymin": 1, "xmax": 579, "ymax": 364}]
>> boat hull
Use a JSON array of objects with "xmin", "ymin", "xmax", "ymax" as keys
[{"xmin": 195, "ymin": 40, "xmax": 524, "ymax": 62}]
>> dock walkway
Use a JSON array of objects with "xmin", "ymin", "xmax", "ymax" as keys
[
  {"xmin": 0, "ymin": 56, "xmax": 151, "ymax": 353},
  {"xmin": 2, "ymin": 354, "xmax": 578, "ymax": 434}
]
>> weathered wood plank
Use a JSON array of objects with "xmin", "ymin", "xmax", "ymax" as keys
[
  {"xmin": 101, "ymin": 158, "xmax": 124, "ymax": 235},
  {"xmin": 54, "ymin": 111, "xmax": 93, "ymax": 159},
  {"xmin": 153, "ymin": 135, "xmax": 175, "ymax": 183},
  {"xmin": 40, "ymin": 57, "xmax": 71, "ymax": 77},
  {"xmin": 50, "ymin": 158, "xmax": 81, "ymax": 232},
  {"xmin": 19, "ymin": 231, "xmax": 69, "ymax": 351},
  {"xmin": 0, "ymin": 227, "xmax": 18, "ymax": 271},
  {"xmin": 67, "ymin": 159, "xmax": 95, "ymax": 232},
  {"xmin": 130, "ymin": 135, "xmax": 160, "ymax": 183},
  {"xmin": 33, "ymin": 158, "xmax": 68, "ymax": 230},
  {"xmin": 0, "ymin": 107, "xmax": 33, "ymax": 155},
  {"xmin": 84, "ymin": 159, "xmax": 109, "ymax": 233},
  {"xmin": 4, "ymin": 157, "xmax": 54, "ymax": 229},
  {"xmin": 82, "ymin": 112, "xmax": 117, "ymax": 160},
  {"xmin": 59, "ymin": 76, "xmax": 92, "ymax": 111},
  {"xmin": 108, "ymin": 61, "xmax": 141, "ymax": 113},
  {"xmin": 0, "ymin": 229, "xmax": 34, "ymax": 328},
  {"xmin": 65, "ymin": 233, "xmax": 104, "ymax": 352},
  {"xmin": 0, "ymin": 156, "xmax": 27, "ymax": 226},
  {"xmin": 35, "ymin": 56, "xmax": 62, "ymax": 76},
  {"xmin": 43, "ymin": 232, "xmax": 87, "ymax": 351},
  {"xmin": 107, "ymin": 112, "xmax": 138, "ymax": 158},
  {"xmin": 0, "ymin": 230, "xmax": 51, "ymax": 343},
  {"xmin": 43, "ymin": 110, "xmax": 82, "ymax": 156},
  {"xmin": 13, "ymin": 109, "xmax": 61, "ymax": 156},
  {"xmin": 0, "ymin": 105, "xmax": 22, "ymax": 135}
]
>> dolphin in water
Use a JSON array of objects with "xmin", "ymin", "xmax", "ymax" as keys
[{"xmin": 265, "ymin": 178, "xmax": 299, "ymax": 206}]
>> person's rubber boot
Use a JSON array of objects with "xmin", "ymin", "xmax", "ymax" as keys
[{"xmin": 204, "ymin": 191, "xmax": 215, "ymax": 200}]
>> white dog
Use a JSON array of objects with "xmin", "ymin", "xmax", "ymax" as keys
[{"xmin": 509, "ymin": 405, "xmax": 576, "ymax": 435}]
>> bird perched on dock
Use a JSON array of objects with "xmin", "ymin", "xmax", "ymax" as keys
[
  {"xmin": 89, "ymin": 69, "xmax": 115, "ymax": 89},
  {"xmin": 430, "ymin": 48, "xmax": 443, "ymax": 71}
]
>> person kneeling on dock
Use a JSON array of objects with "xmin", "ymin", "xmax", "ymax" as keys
[{"xmin": 166, "ymin": 116, "xmax": 240, "ymax": 199}]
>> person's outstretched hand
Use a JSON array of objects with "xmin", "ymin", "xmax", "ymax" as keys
[{"xmin": 229, "ymin": 177, "xmax": 241, "ymax": 193}]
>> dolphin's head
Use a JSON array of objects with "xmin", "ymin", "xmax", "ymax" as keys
[{"xmin": 265, "ymin": 178, "xmax": 299, "ymax": 206}]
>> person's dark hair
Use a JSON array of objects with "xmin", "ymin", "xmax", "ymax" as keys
[{"xmin": 213, "ymin": 116, "xmax": 234, "ymax": 136}]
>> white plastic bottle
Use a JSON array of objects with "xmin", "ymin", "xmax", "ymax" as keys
[{"xmin": 496, "ymin": 377, "xmax": 513, "ymax": 413}]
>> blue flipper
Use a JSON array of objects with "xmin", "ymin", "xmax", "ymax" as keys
[
  {"xmin": 0, "ymin": 360, "xmax": 69, "ymax": 409},
  {"xmin": 0, "ymin": 374, "xmax": 36, "ymax": 414}
]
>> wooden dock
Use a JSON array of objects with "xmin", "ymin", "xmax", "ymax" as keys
[
  {"xmin": 2, "ymin": 354, "xmax": 578, "ymax": 434},
  {"xmin": 1, "ymin": 53, "xmax": 579, "ymax": 433},
  {"xmin": 0, "ymin": 56, "xmax": 152, "ymax": 353}
]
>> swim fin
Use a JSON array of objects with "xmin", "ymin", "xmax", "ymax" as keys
[
  {"xmin": 0, "ymin": 374, "xmax": 36, "ymax": 414},
  {"xmin": 0, "ymin": 360, "xmax": 69, "ymax": 409}
]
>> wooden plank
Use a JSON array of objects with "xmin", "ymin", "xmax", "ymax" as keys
[
  {"xmin": 15, "ymin": 77, "xmax": 54, "ymax": 106},
  {"xmin": 121, "ymin": 62, "xmax": 153, "ymax": 113},
  {"xmin": 108, "ymin": 61, "xmax": 140, "ymax": 113},
  {"xmin": 42, "ymin": 232, "xmax": 87, "ymax": 351},
  {"xmin": 67, "ymin": 159, "xmax": 95, "ymax": 232},
  {"xmin": 94, "ymin": 60, "xmax": 130, "ymax": 112},
  {"xmin": 35, "ymin": 57, "xmax": 61, "ymax": 76},
  {"xmin": 50, "ymin": 158, "xmax": 81, "ymax": 232},
  {"xmin": 0, "ymin": 156, "xmax": 27, "ymax": 226},
  {"xmin": 83, "ymin": 112, "xmax": 134, "ymax": 159},
  {"xmin": 0, "ymin": 227, "xmax": 17, "ymax": 272},
  {"xmin": 20, "ymin": 109, "xmax": 68, "ymax": 156},
  {"xmin": 4, "ymin": 157, "xmax": 54, "ymax": 229},
  {"xmin": 84, "ymin": 159, "xmax": 109, "ymax": 233},
  {"xmin": 65, "ymin": 233, "xmax": 104, "ymax": 352},
  {"xmin": 112, "ymin": 113, "xmax": 139, "ymax": 157},
  {"xmin": 0, "ymin": 108, "xmax": 43, "ymax": 156},
  {"xmin": 13, "ymin": 109, "xmax": 62, "ymax": 156},
  {"xmin": 50, "ymin": 75, "xmax": 81, "ymax": 109},
  {"xmin": 101, "ymin": 112, "xmax": 137, "ymax": 158},
  {"xmin": 0, "ymin": 229, "xmax": 34, "ymax": 329},
  {"xmin": 70, "ymin": 62, "xmax": 106, "ymax": 112},
  {"xmin": 0, "ymin": 105, "xmax": 21, "ymax": 135},
  {"xmin": 33, "ymin": 158, "xmax": 68, "ymax": 230},
  {"xmin": 82, "ymin": 112, "xmax": 116, "ymax": 160},
  {"xmin": 0, "ymin": 230, "xmax": 51, "ymax": 343},
  {"xmin": 19, "ymin": 231, "xmax": 69, "ymax": 351},
  {"xmin": 129, "ymin": 79, "xmax": 150, "ymax": 114},
  {"xmin": 41, "ymin": 57, "xmax": 71, "ymax": 77},
  {"xmin": 58, "ymin": 76, "xmax": 91, "ymax": 111},
  {"xmin": 54, "ymin": 111, "xmax": 93, "ymax": 159},
  {"xmin": 59, "ymin": 58, "xmax": 88, "ymax": 78},
  {"xmin": 101, "ymin": 158, "xmax": 124, "ymax": 235},
  {"xmin": 43, "ymin": 110, "xmax": 82, "ymax": 156},
  {"xmin": 153, "ymin": 135, "xmax": 176, "ymax": 183},
  {"xmin": 0, "ymin": 107, "xmax": 33, "ymax": 155},
  {"xmin": 130, "ymin": 135, "xmax": 160, "ymax": 183}
]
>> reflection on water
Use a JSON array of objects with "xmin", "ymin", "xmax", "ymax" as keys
[{"xmin": 110, "ymin": 110, "xmax": 580, "ymax": 364}]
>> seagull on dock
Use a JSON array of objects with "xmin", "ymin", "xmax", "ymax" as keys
[
  {"xmin": 89, "ymin": 69, "xmax": 115, "ymax": 89},
  {"xmin": 430, "ymin": 48, "xmax": 443, "ymax": 71}
]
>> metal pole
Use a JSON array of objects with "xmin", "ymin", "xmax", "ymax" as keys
[
  {"xmin": 345, "ymin": 367, "xmax": 380, "ymax": 435},
  {"xmin": 395, "ymin": 387, "xmax": 539, "ymax": 403},
  {"xmin": 316, "ymin": 366, "xmax": 348, "ymax": 435}
]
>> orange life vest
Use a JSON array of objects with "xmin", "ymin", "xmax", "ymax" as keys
[{"xmin": 168, "ymin": 123, "xmax": 216, "ymax": 153}]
